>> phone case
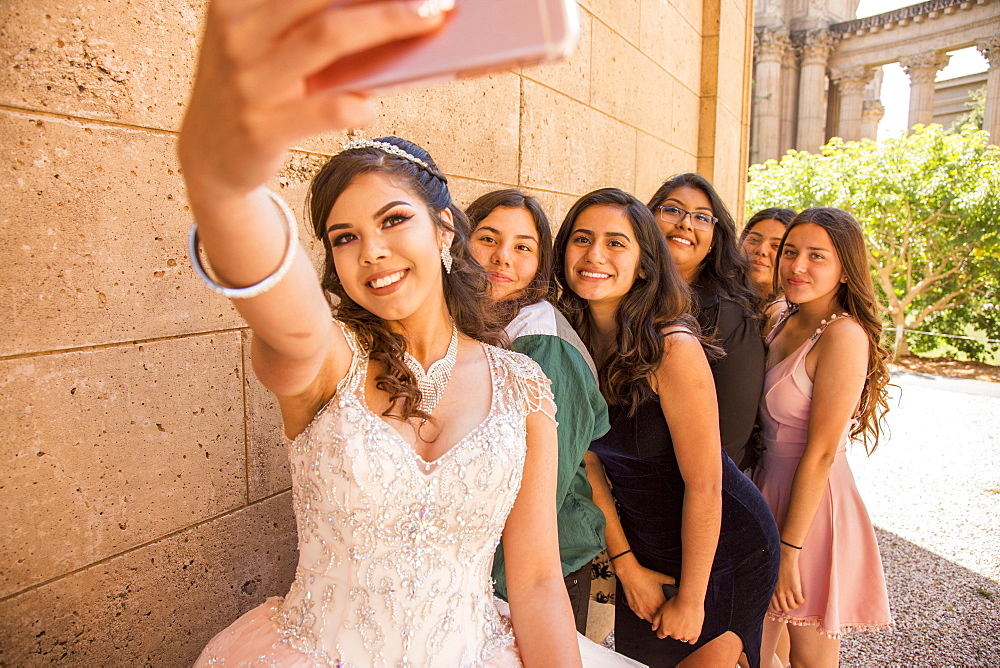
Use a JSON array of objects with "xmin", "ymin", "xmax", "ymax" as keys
[{"xmin": 310, "ymin": 0, "xmax": 581, "ymax": 93}]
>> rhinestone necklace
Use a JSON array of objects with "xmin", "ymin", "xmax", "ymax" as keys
[{"xmin": 403, "ymin": 323, "xmax": 459, "ymax": 416}]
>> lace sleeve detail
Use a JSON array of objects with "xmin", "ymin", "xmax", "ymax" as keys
[
  {"xmin": 332, "ymin": 319, "xmax": 366, "ymax": 397},
  {"xmin": 499, "ymin": 348, "xmax": 558, "ymax": 426}
]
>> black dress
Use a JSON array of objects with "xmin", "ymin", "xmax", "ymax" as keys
[
  {"xmin": 590, "ymin": 396, "xmax": 779, "ymax": 668},
  {"xmin": 694, "ymin": 284, "xmax": 765, "ymax": 469}
]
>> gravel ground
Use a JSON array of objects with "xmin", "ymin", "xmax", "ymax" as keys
[{"xmin": 841, "ymin": 371, "xmax": 1000, "ymax": 665}]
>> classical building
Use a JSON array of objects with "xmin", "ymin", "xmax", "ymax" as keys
[{"xmin": 751, "ymin": 0, "xmax": 1000, "ymax": 162}]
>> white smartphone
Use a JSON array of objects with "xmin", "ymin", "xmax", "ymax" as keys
[{"xmin": 309, "ymin": 0, "xmax": 581, "ymax": 93}]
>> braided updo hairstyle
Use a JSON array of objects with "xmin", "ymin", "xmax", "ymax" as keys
[{"xmin": 307, "ymin": 136, "xmax": 502, "ymax": 422}]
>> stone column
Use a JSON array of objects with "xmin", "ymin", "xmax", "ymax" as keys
[
  {"xmin": 796, "ymin": 29, "xmax": 835, "ymax": 152},
  {"xmin": 900, "ymin": 51, "xmax": 950, "ymax": 130},
  {"xmin": 779, "ymin": 41, "xmax": 800, "ymax": 155},
  {"xmin": 753, "ymin": 26, "xmax": 790, "ymax": 162},
  {"xmin": 830, "ymin": 66, "xmax": 875, "ymax": 141},
  {"xmin": 861, "ymin": 99, "xmax": 885, "ymax": 141},
  {"xmin": 977, "ymin": 36, "xmax": 1000, "ymax": 145}
]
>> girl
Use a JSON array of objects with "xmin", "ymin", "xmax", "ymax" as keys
[
  {"xmin": 754, "ymin": 208, "xmax": 892, "ymax": 667},
  {"xmin": 466, "ymin": 190, "xmax": 610, "ymax": 635},
  {"xmin": 555, "ymin": 188, "xmax": 779, "ymax": 667},
  {"xmin": 179, "ymin": 2, "xmax": 584, "ymax": 663},
  {"xmin": 739, "ymin": 208, "xmax": 796, "ymax": 302},
  {"xmin": 647, "ymin": 175, "xmax": 763, "ymax": 469}
]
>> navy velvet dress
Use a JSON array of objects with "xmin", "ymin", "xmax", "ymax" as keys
[{"xmin": 590, "ymin": 396, "xmax": 779, "ymax": 668}]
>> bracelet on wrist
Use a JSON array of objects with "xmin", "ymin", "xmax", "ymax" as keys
[
  {"xmin": 780, "ymin": 539, "xmax": 803, "ymax": 550},
  {"xmin": 189, "ymin": 187, "xmax": 298, "ymax": 299},
  {"xmin": 608, "ymin": 549, "xmax": 632, "ymax": 562}
]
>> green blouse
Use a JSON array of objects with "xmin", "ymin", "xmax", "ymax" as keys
[{"xmin": 492, "ymin": 301, "xmax": 610, "ymax": 600}]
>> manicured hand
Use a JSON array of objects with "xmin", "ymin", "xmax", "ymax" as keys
[
  {"xmin": 651, "ymin": 595, "xmax": 704, "ymax": 643},
  {"xmin": 179, "ymin": 0, "xmax": 449, "ymax": 200}
]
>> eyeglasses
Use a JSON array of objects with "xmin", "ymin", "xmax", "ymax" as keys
[{"xmin": 656, "ymin": 205, "xmax": 718, "ymax": 232}]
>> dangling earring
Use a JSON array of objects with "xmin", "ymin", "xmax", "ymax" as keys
[{"xmin": 440, "ymin": 243, "xmax": 453, "ymax": 274}]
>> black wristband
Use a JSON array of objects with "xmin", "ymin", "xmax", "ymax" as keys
[
  {"xmin": 780, "ymin": 539, "xmax": 803, "ymax": 550},
  {"xmin": 608, "ymin": 549, "xmax": 633, "ymax": 562}
]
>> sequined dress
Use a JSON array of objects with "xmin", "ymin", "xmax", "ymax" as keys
[{"xmin": 195, "ymin": 324, "xmax": 640, "ymax": 667}]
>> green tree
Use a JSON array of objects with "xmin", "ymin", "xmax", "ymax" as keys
[
  {"xmin": 746, "ymin": 124, "xmax": 1000, "ymax": 362},
  {"xmin": 954, "ymin": 85, "xmax": 986, "ymax": 131}
]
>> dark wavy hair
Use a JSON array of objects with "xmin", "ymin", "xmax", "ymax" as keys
[
  {"xmin": 307, "ymin": 136, "xmax": 502, "ymax": 423},
  {"xmin": 465, "ymin": 189, "xmax": 556, "ymax": 327},
  {"xmin": 776, "ymin": 207, "xmax": 891, "ymax": 454},
  {"xmin": 553, "ymin": 188, "xmax": 708, "ymax": 416},
  {"xmin": 739, "ymin": 207, "xmax": 796, "ymax": 243},
  {"xmin": 648, "ymin": 174, "xmax": 759, "ymax": 323}
]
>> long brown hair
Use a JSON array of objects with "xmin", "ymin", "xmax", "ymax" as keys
[
  {"xmin": 553, "ymin": 188, "xmax": 707, "ymax": 416},
  {"xmin": 777, "ymin": 207, "xmax": 891, "ymax": 453},
  {"xmin": 465, "ymin": 189, "xmax": 556, "ymax": 327},
  {"xmin": 648, "ymin": 173, "xmax": 759, "ymax": 321},
  {"xmin": 307, "ymin": 136, "xmax": 503, "ymax": 422}
]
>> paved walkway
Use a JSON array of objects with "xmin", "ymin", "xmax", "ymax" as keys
[{"xmin": 841, "ymin": 371, "xmax": 1000, "ymax": 665}]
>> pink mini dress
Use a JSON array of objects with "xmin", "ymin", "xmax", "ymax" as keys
[{"xmin": 753, "ymin": 312, "xmax": 892, "ymax": 638}]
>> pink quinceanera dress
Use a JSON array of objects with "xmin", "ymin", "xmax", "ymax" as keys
[
  {"xmin": 195, "ymin": 322, "xmax": 640, "ymax": 667},
  {"xmin": 753, "ymin": 312, "xmax": 892, "ymax": 638}
]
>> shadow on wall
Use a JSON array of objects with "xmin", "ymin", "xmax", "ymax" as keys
[{"xmin": 840, "ymin": 527, "xmax": 1000, "ymax": 665}]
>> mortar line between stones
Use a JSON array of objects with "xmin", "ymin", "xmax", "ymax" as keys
[
  {"xmin": 240, "ymin": 331, "xmax": 251, "ymax": 504},
  {"xmin": 0, "ymin": 328, "xmax": 248, "ymax": 362},
  {"xmin": 0, "ymin": 487, "xmax": 293, "ymax": 605}
]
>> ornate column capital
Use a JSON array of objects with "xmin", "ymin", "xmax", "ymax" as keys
[
  {"xmin": 977, "ymin": 36, "xmax": 1000, "ymax": 68},
  {"xmin": 800, "ymin": 29, "xmax": 836, "ymax": 66},
  {"xmin": 830, "ymin": 66, "xmax": 876, "ymax": 96},
  {"xmin": 900, "ymin": 51, "xmax": 951, "ymax": 84},
  {"xmin": 862, "ymin": 99, "xmax": 885, "ymax": 123},
  {"xmin": 754, "ymin": 26, "xmax": 791, "ymax": 63}
]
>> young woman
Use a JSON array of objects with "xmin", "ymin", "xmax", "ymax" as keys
[
  {"xmin": 647, "ymin": 175, "xmax": 763, "ymax": 469},
  {"xmin": 739, "ymin": 208, "xmax": 796, "ymax": 302},
  {"xmin": 177, "ymin": 2, "xmax": 628, "ymax": 664},
  {"xmin": 466, "ymin": 189, "xmax": 610, "ymax": 635},
  {"xmin": 554, "ymin": 188, "xmax": 779, "ymax": 668},
  {"xmin": 754, "ymin": 208, "xmax": 892, "ymax": 667}
]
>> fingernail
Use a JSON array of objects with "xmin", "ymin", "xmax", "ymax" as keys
[{"xmin": 414, "ymin": 0, "xmax": 455, "ymax": 18}]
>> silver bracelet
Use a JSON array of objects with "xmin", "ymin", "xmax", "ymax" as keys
[{"xmin": 188, "ymin": 187, "xmax": 299, "ymax": 299}]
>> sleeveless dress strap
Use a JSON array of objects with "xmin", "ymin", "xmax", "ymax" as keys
[
  {"xmin": 332, "ymin": 319, "xmax": 367, "ymax": 397},
  {"xmin": 765, "ymin": 303, "xmax": 797, "ymax": 345}
]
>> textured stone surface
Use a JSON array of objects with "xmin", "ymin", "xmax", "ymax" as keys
[
  {"xmin": 640, "ymin": 0, "xmax": 703, "ymax": 96},
  {"xmin": 635, "ymin": 133, "xmax": 697, "ymax": 204},
  {"xmin": 523, "ymin": 189, "xmax": 587, "ymax": 234},
  {"xmin": 244, "ymin": 330, "xmax": 292, "ymax": 502},
  {"xmin": 590, "ymin": 21, "xmax": 674, "ymax": 140},
  {"xmin": 0, "ymin": 333, "xmax": 246, "ymax": 597},
  {"xmin": 520, "ymin": 80, "xmax": 636, "ymax": 195},
  {"xmin": 580, "ymin": 0, "xmax": 641, "ymax": 46},
  {"xmin": 0, "ymin": 110, "xmax": 245, "ymax": 356},
  {"xmin": 369, "ymin": 74, "xmax": 521, "ymax": 185},
  {"xmin": 0, "ymin": 1, "xmax": 203, "ymax": 130},
  {"xmin": 671, "ymin": 83, "xmax": 702, "ymax": 156},
  {"xmin": 521, "ymin": 10, "xmax": 593, "ymax": 105},
  {"xmin": 0, "ymin": 492, "xmax": 296, "ymax": 667}
]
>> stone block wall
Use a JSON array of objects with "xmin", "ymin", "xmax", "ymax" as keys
[{"xmin": 0, "ymin": 0, "xmax": 753, "ymax": 663}]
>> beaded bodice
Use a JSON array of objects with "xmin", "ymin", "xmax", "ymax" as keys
[{"xmin": 272, "ymin": 323, "xmax": 554, "ymax": 667}]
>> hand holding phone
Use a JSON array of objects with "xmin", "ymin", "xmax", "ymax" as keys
[{"xmin": 309, "ymin": 0, "xmax": 581, "ymax": 94}]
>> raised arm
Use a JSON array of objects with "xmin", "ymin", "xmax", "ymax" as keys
[
  {"xmin": 503, "ymin": 398, "xmax": 582, "ymax": 667},
  {"xmin": 770, "ymin": 318, "xmax": 868, "ymax": 612},
  {"xmin": 177, "ymin": 1, "xmax": 449, "ymax": 402},
  {"xmin": 650, "ymin": 330, "xmax": 722, "ymax": 644}
]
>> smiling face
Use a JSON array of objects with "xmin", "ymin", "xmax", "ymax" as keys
[
  {"xmin": 778, "ymin": 222, "xmax": 847, "ymax": 306},
  {"xmin": 563, "ymin": 204, "xmax": 641, "ymax": 309},
  {"xmin": 741, "ymin": 218, "xmax": 787, "ymax": 295},
  {"xmin": 468, "ymin": 206, "xmax": 541, "ymax": 302},
  {"xmin": 325, "ymin": 172, "xmax": 452, "ymax": 323},
  {"xmin": 655, "ymin": 185, "xmax": 714, "ymax": 283}
]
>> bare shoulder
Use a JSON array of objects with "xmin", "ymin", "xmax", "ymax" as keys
[{"xmin": 812, "ymin": 316, "xmax": 868, "ymax": 368}]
